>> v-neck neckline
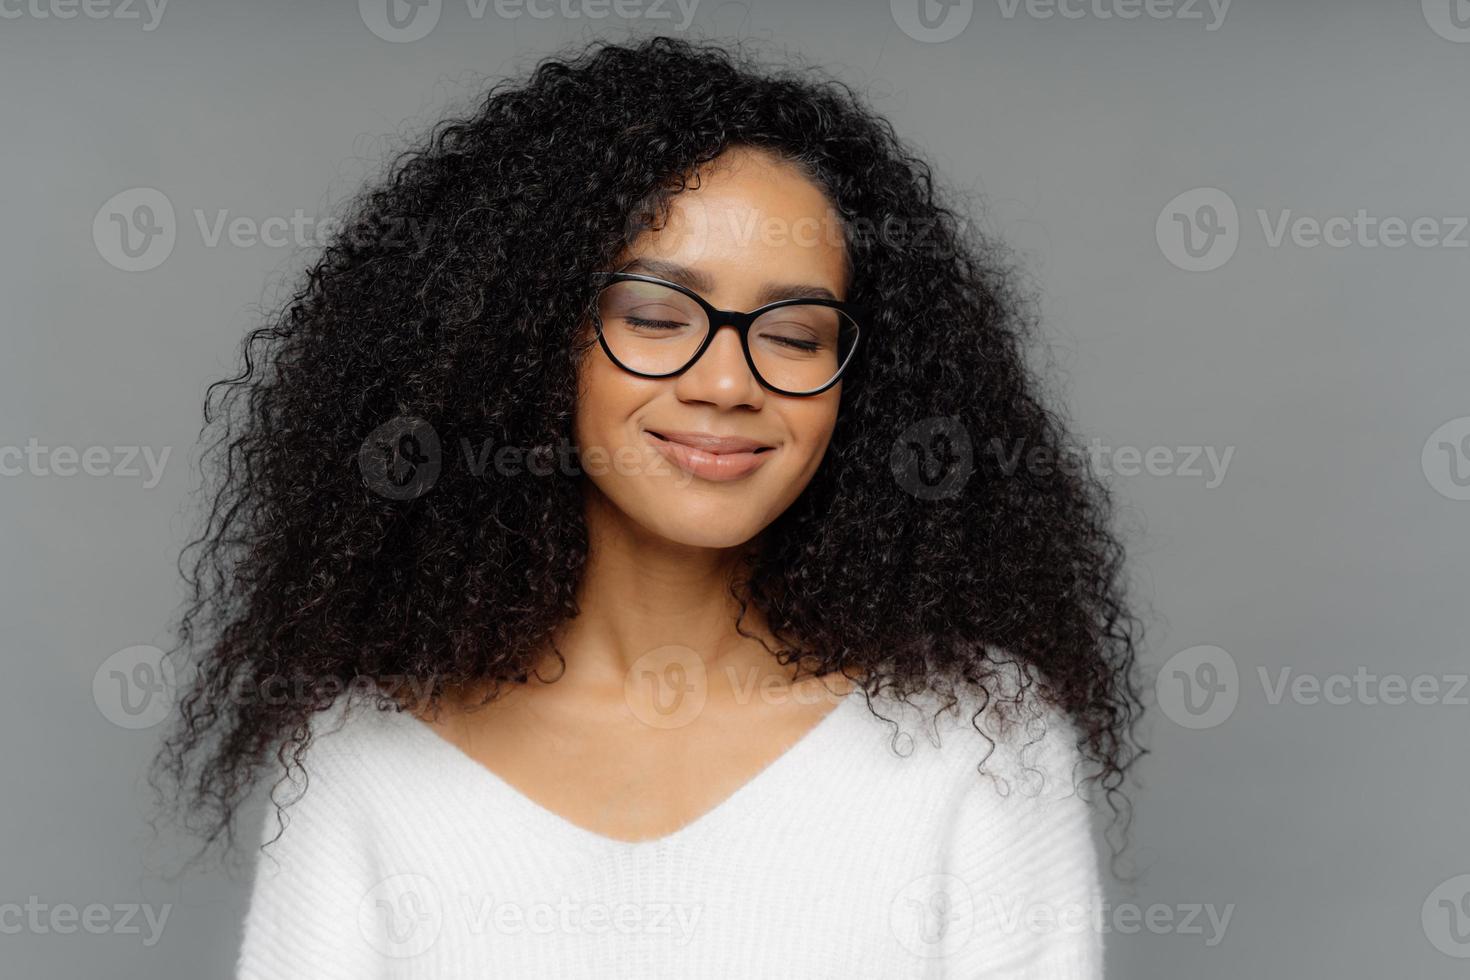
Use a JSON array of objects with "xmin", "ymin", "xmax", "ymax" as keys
[{"xmin": 392, "ymin": 688, "xmax": 862, "ymax": 852}]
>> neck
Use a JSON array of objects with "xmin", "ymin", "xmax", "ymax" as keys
[{"xmin": 528, "ymin": 482, "xmax": 798, "ymax": 698}]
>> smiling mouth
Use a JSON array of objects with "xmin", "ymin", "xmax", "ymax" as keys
[
  {"xmin": 646, "ymin": 431, "xmax": 775, "ymax": 454},
  {"xmin": 642, "ymin": 429, "xmax": 777, "ymax": 483}
]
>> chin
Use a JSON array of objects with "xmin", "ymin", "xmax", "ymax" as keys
[{"xmin": 635, "ymin": 499, "xmax": 769, "ymax": 550}]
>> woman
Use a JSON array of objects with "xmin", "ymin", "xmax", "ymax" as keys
[{"xmin": 156, "ymin": 35, "xmax": 1145, "ymax": 978}]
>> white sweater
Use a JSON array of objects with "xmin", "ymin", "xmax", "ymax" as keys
[{"xmin": 235, "ymin": 683, "xmax": 1105, "ymax": 979}]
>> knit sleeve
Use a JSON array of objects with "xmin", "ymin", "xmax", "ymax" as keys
[
  {"xmin": 943, "ymin": 703, "xmax": 1106, "ymax": 980},
  {"xmin": 235, "ymin": 724, "xmax": 384, "ymax": 980}
]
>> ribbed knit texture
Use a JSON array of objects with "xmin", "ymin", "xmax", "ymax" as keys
[{"xmin": 236, "ymin": 682, "xmax": 1105, "ymax": 979}]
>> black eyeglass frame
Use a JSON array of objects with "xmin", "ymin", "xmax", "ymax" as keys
[{"xmin": 588, "ymin": 271, "xmax": 866, "ymax": 397}]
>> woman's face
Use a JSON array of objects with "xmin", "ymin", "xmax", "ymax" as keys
[{"xmin": 573, "ymin": 146, "xmax": 850, "ymax": 549}]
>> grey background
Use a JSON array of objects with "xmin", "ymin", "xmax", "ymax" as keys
[{"xmin": 3, "ymin": 0, "xmax": 1468, "ymax": 976}]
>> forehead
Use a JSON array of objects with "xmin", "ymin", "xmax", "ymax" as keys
[{"xmin": 622, "ymin": 147, "xmax": 851, "ymax": 301}]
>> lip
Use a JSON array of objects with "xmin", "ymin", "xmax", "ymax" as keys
[
  {"xmin": 647, "ymin": 429, "xmax": 772, "ymax": 454},
  {"xmin": 644, "ymin": 429, "xmax": 776, "ymax": 482}
]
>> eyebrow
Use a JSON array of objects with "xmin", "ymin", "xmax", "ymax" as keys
[{"xmin": 618, "ymin": 257, "xmax": 842, "ymax": 305}]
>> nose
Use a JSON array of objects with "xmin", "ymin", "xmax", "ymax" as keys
[{"xmin": 672, "ymin": 320, "xmax": 764, "ymax": 409}]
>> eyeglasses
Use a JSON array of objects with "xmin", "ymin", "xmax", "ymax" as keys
[{"xmin": 588, "ymin": 272, "xmax": 865, "ymax": 397}]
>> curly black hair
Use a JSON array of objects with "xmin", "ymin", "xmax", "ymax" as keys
[{"xmin": 153, "ymin": 34, "xmax": 1147, "ymax": 874}]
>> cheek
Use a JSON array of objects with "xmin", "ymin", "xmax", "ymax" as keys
[
  {"xmin": 789, "ymin": 396, "xmax": 841, "ymax": 454},
  {"xmin": 572, "ymin": 382, "xmax": 611, "ymax": 472},
  {"xmin": 574, "ymin": 344, "xmax": 616, "ymax": 426},
  {"xmin": 572, "ymin": 349, "xmax": 648, "ymax": 457}
]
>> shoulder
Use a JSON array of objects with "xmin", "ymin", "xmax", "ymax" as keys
[
  {"xmin": 853, "ymin": 659, "xmax": 1093, "ymax": 807},
  {"xmin": 881, "ymin": 666, "xmax": 1106, "ymax": 975},
  {"xmin": 236, "ymin": 694, "xmax": 422, "ymax": 978},
  {"xmin": 838, "ymin": 664, "xmax": 1105, "ymax": 974},
  {"xmin": 269, "ymin": 694, "xmax": 400, "ymax": 791},
  {"xmin": 249, "ymin": 693, "xmax": 424, "ymax": 860}
]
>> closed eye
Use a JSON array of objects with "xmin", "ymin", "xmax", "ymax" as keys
[
  {"xmin": 627, "ymin": 316, "xmax": 690, "ymax": 330},
  {"xmin": 769, "ymin": 337, "xmax": 821, "ymax": 352}
]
